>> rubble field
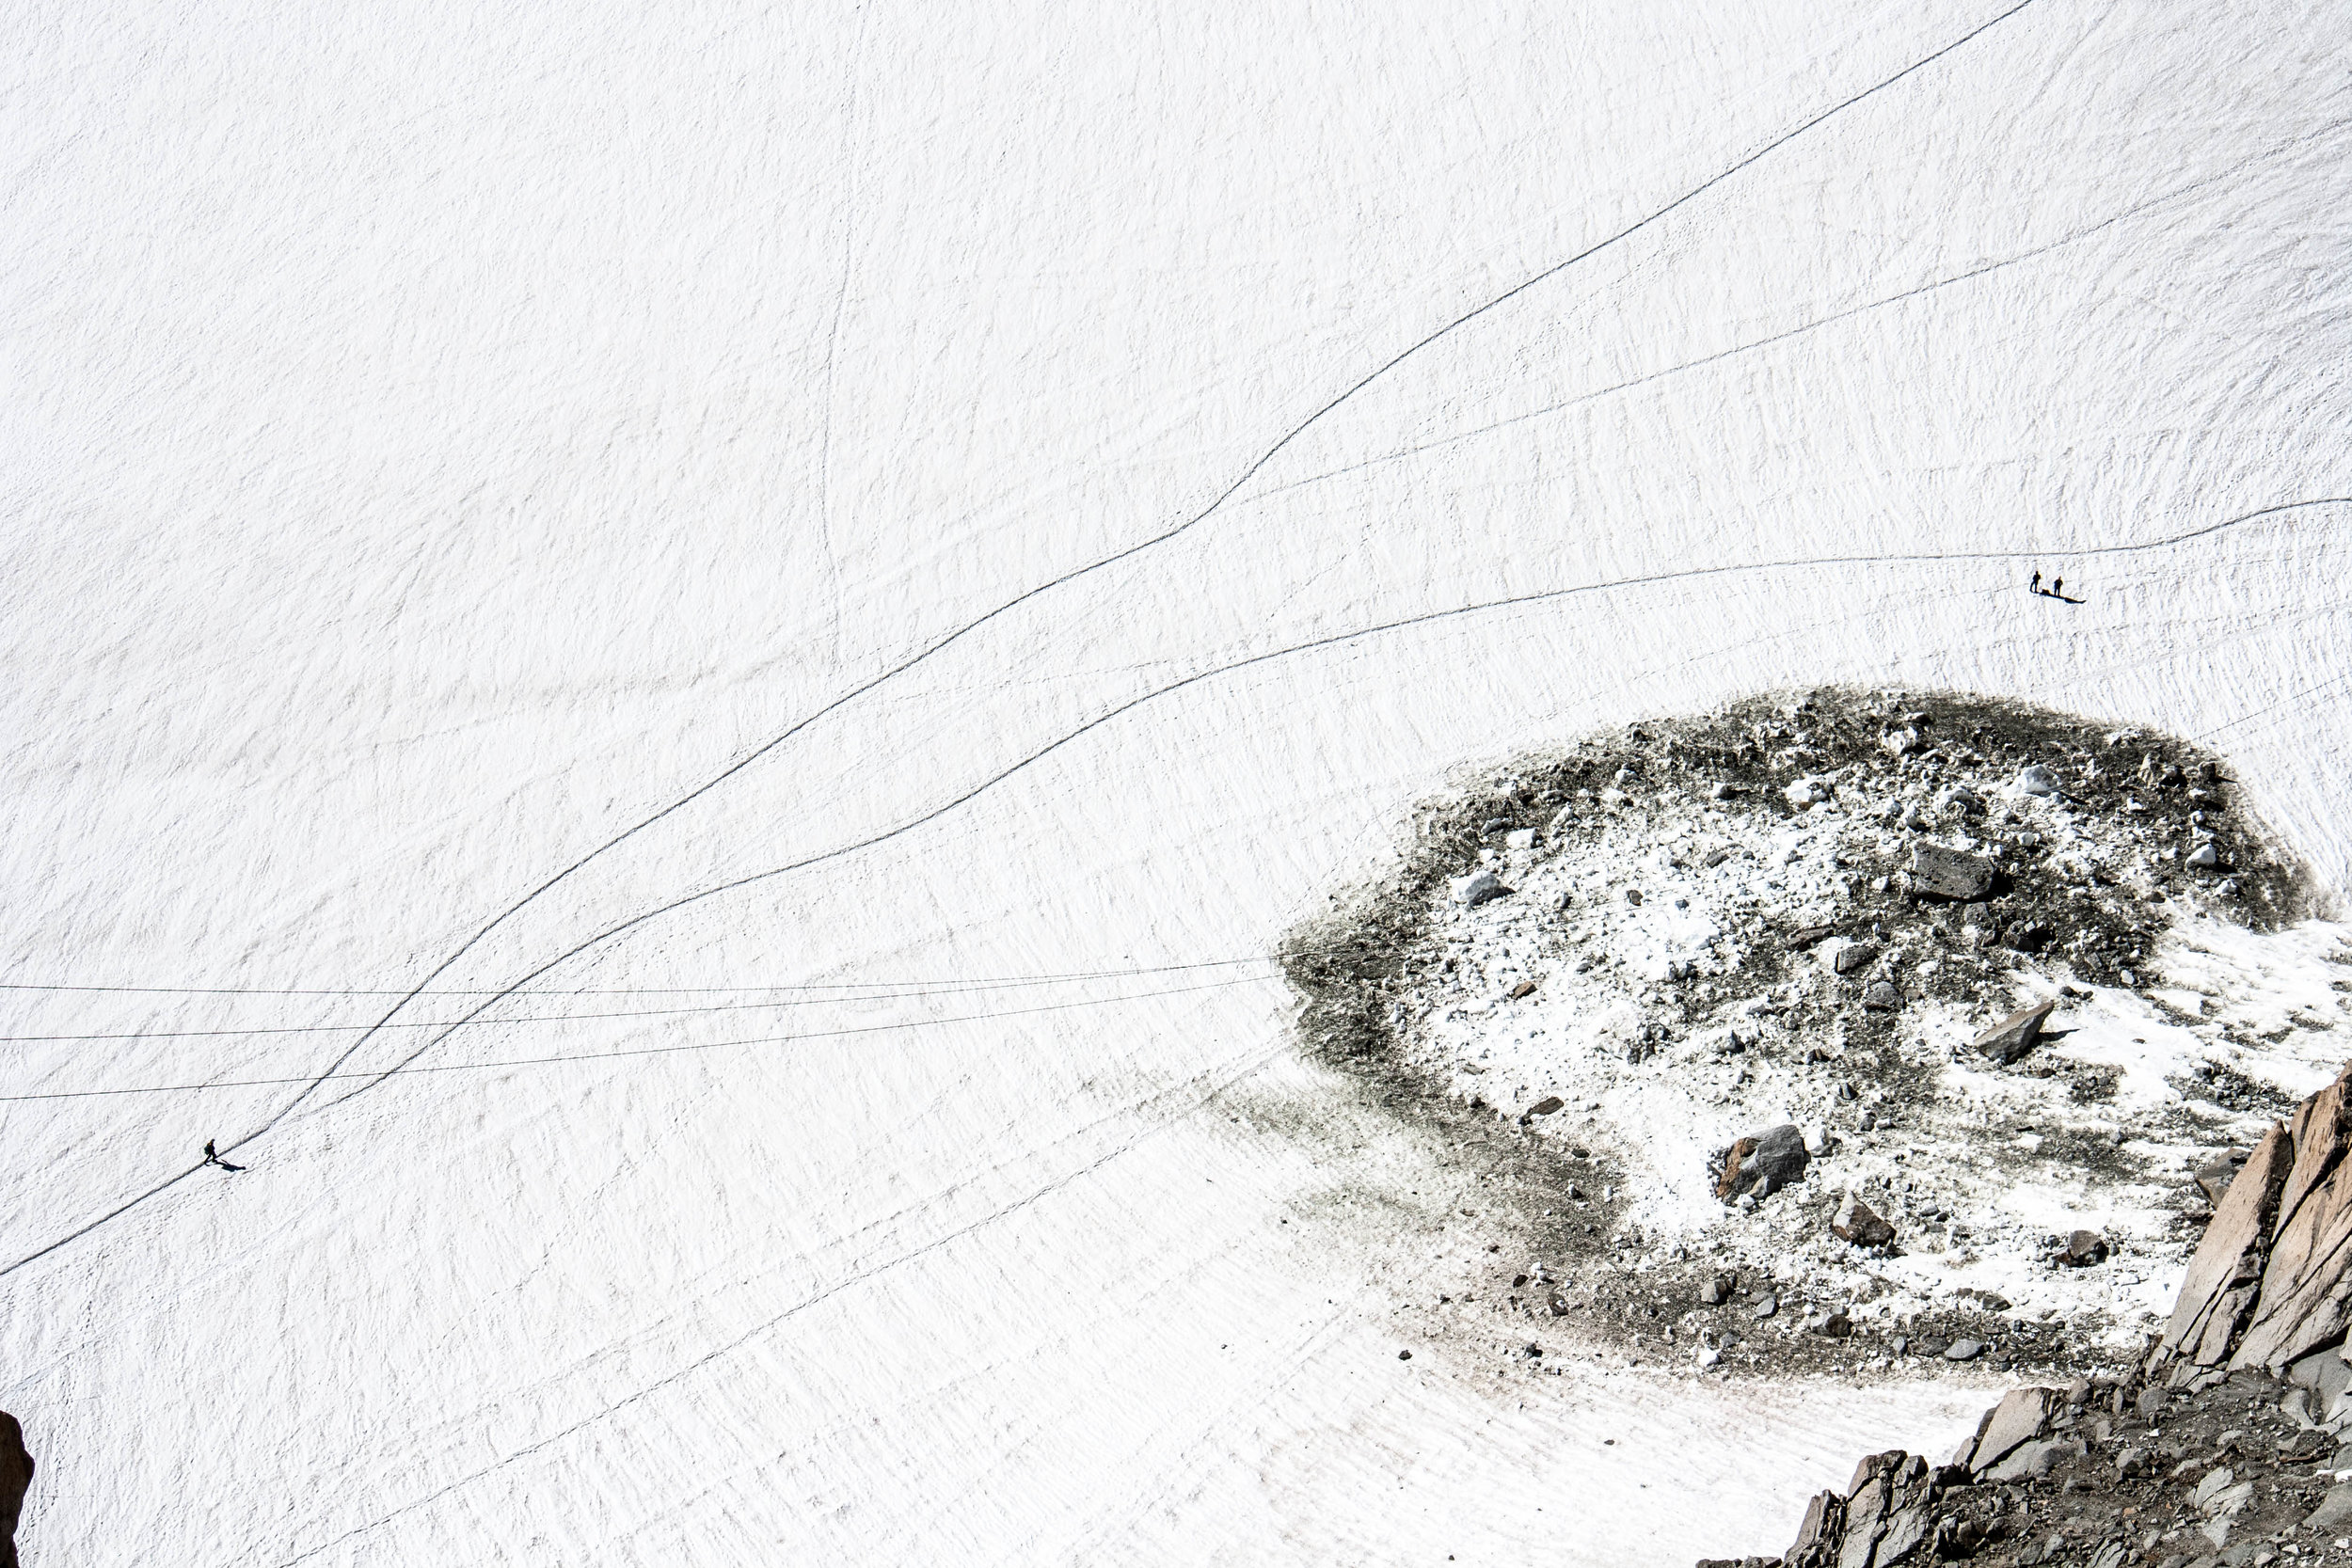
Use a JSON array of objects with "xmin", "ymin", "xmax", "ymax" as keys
[
  {"xmin": 1705, "ymin": 1362, "xmax": 2352, "ymax": 1568},
  {"xmin": 1282, "ymin": 689, "xmax": 2349, "ymax": 1383},
  {"xmin": 1709, "ymin": 1052, "xmax": 2352, "ymax": 1568}
]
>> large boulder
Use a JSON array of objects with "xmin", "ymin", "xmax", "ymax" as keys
[
  {"xmin": 1970, "ymin": 1000, "xmax": 2056, "ymax": 1066},
  {"xmin": 1909, "ymin": 844, "xmax": 1996, "ymax": 901},
  {"xmin": 1717, "ymin": 1124, "xmax": 1810, "ymax": 1201}
]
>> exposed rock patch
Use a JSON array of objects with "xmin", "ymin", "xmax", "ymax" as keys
[
  {"xmin": 1279, "ymin": 688, "xmax": 2344, "ymax": 1377},
  {"xmin": 1707, "ymin": 1050, "xmax": 2352, "ymax": 1566},
  {"xmin": 0, "ymin": 1413, "xmax": 32, "ymax": 1568}
]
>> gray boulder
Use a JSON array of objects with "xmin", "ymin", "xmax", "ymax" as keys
[
  {"xmin": 1450, "ymin": 869, "xmax": 1509, "ymax": 908},
  {"xmin": 1971, "ymin": 1000, "xmax": 2056, "ymax": 1065},
  {"xmin": 1716, "ymin": 1124, "xmax": 1810, "ymax": 1201},
  {"xmin": 1910, "ymin": 844, "xmax": 1996, "ymax": 901}
]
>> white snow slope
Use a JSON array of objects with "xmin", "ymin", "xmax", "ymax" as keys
[{"xmin": 3, "ymin": 3, "xmax": 2349, "ymax": 1563}]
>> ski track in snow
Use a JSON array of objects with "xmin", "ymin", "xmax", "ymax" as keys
[
  {"xmin": 0, "ymin": 0, "xmax": 2059, "ymax": 1279},
  {"xmin": 4, "ymin": 0, "xmax": 2351, "ymax": 1562}
]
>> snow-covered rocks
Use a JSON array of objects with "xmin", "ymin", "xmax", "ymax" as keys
[{"xmin": 2015, "ymin": 764, "xmax": 2063, "ymax": 798}]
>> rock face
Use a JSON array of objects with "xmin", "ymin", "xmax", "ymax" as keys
[
  {"xmin": 1776, "ymin": 1450, "xmax": 1935, "ymax": 1568},
  {"xmin": 0, "ymin": 1412, "xmax": 32, "ymax": 1568},
  {"xmin": 1968, "ymin": 1000, "xmax": 2055, "ymax": 1066},
  {"xmin": 2155, "ymin": 1063, "xmax": 2352, "ymax": 1375},
  {"xmin": 1705, "ymin": 1064, "xmax": 2352, "ymax": 1568}
]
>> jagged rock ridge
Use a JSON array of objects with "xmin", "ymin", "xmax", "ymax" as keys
[{"xmin": 1706, "ymin": 1066, "xmax": 2352, "ymax": 1567}]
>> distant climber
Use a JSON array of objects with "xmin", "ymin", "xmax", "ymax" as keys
[
  {"xmin": 2029, "ymin": 570, "xmax": 2041, "ymax": 594},
  {"xmin": 202, "ymin": 1140, "xmax": 245, "ymax": 1173},
  {"xmin": 2051, "ymin": 576, "xmax": 2064, "ymax": 599}
]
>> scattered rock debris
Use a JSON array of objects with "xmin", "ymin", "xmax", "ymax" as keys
[
  {"xmin": 1279, "ymin": 689, "xmax": 2344, "ymax": 1382},
  {"xmin": 1705, "ymin": 1055, "xmax": 2352, "ymax": 1565}
]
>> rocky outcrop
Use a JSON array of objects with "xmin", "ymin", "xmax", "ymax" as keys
[
  {"xmin": 1703, "ymin": 1061, "xmax": 2352, "ymax": 1567},
  {"xmin": 1701, "ymin": 1386, "xmax": 2089, "ymax": 1568},
  {"xmin": 2155, "ymin": 1060, "xmax": 2352, "ymax": 1378},
  {"xmin": 0, "ymin": 1412, "xmax": 32, "ymax": 1568}
]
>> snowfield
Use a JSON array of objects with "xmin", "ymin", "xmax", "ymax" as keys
[{"xmin": 3, "ymin": 1, "xmax": 2350, "ymax": 1563}]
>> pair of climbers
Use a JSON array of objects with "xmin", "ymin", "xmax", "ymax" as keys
[{"xmin": 2027, "ymin": 569, "xmax": 2076, "ymax": 601}]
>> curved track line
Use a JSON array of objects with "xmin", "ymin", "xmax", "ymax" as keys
[
  {"xmin": 1240, "ymin": 119, "xmax": 2344, "ymax": 506},
  {"xmin": 237, "ymin": 0, "xmax": 2042, "ymax": 1145},
  {"xmin": 0, "ymin": 487, "xmax": 2328, "ymax": 1282},
  {"xmin": 0, "ymin": 976, "xmax": 1269, "ymax": 1103},
  {"xmin": 315, "ymin": 497, "xmax": 2349, "ymax": 1104}
]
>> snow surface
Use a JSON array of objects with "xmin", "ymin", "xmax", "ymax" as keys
[{"xmin": 3, "ymin": 2, "xmax": 2351, "ymax": 1563}]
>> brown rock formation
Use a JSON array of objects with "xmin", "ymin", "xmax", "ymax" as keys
[
  {"xmin": 2159, "ymin": 1120, "xmax": 2291, "ymax": 1368},
  {"xmin": 2233, "ymin": 1066, "xmax": 2352, "ymax": 1369},
  {"xmin": 1701, "ymin": 1061, "xmax": 2352, "ymax": 1567},
  {"xmin": 2155, "ymin": 1061, "xmax": 2352, "ymax": 1376}
]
